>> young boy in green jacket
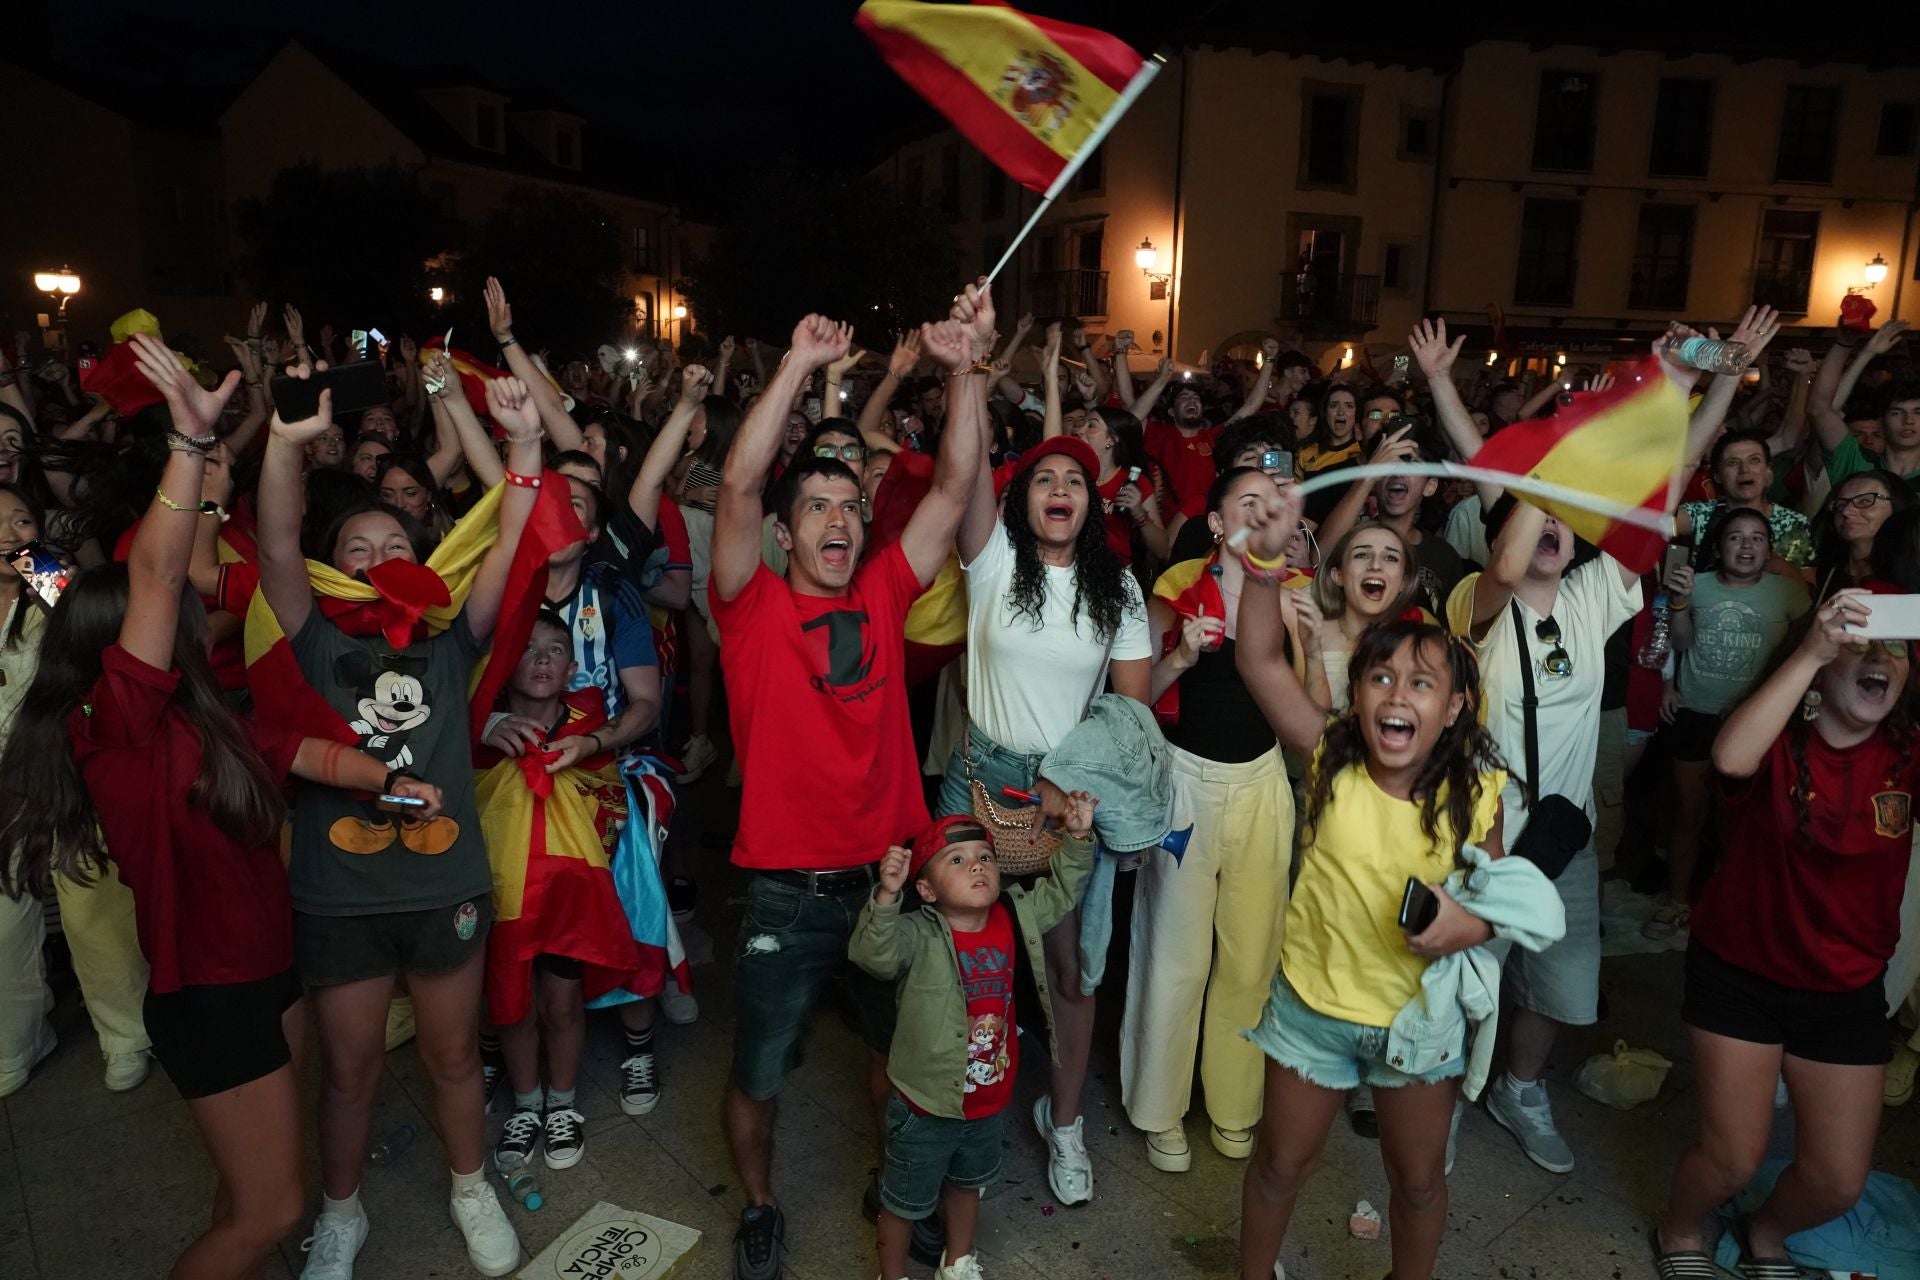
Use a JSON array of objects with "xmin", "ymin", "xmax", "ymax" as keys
[{"xmin": 850, "ymin": 800, "xmax": 1098, "ymax": 1280}]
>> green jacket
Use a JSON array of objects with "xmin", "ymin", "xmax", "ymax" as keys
[{"xmin": 848, "ymin": 836, "xmax": 1094, "ymax": 1120}]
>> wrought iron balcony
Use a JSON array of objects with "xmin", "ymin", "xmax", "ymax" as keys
[
  {"xmin": 1276, "ymin": 271, "xmax": 1380, "ymax": 334},
  {"xmin": 1032, "ymin": 268, "xmax": 1109, "ymax": 319}
]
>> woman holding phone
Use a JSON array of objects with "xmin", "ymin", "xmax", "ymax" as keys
[{"xmin": 0, "ymin": 337, "xmax": 444, "ymax": 1280}]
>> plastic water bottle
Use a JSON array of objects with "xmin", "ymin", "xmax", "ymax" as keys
[
  {"xmin": 505, "ymin": 1167, "xmax": 544, "ymax": 1212},
  {"xmin": 367, "ymin": 1122, "xmax": 418, "ymax": 1165},
  {"xmin": 1637, "ymin": 593, "xmax": 1671, "ymax": 669},
  {"xmin": 1663, "ymin": 336, "xmax": 1753, "ymax": 375}
]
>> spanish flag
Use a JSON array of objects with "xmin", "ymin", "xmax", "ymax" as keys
[{"xmin": 856, "ymin": 0, "xmax": 1158, "ymax": 195}]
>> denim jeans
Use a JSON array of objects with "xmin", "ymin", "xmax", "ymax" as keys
[{"xmin": 937, "ymin": 724, "xmax": 1045, "ymax": 821}]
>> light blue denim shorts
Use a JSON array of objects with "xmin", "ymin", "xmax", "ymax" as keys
[{"xmin": 1245, "ymin": 969, "xmax": 1464, "ymax": 1090}]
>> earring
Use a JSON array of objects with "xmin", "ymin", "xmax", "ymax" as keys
[
  {"xmin": 1800, "ymin": 688, "xmax": 1822, "ymax": 721},
  {"xmin": 1212, "ymin": 530, "xmax": 1223, "ymax": 544}
]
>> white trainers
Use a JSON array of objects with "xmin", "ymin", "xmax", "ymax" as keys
[
  {"xmin": 449, "ymin": 1182, "xmax": 521, "ymax": 1277},
  {"xmin": 659, "ymin": 978, "xmax": 699, "ymax": 1025},
  {"xmin": 1485, "ymin": 1075, "xmax": 1575, "ymax": 1174},
  {"xmin": 1209, "ymin": 1123, "xmax": 1254, "ymax": 1160},
  {"xmin": 299, "ymin": 1208, "xmax": 369, "ymax": 1280},
  {"xmin": 0, "ymin": 1026, "xmax": 56, "ymax": 1099},
  {"xmin": 1032, "ymin": 1096, "xmax": 1092, "ymax": 1204},
  {"xmin": 104, "ymin": 1050, "xmax": 151, "ymax": 1093},
  {"xmin": 1145, "ymin": 1126, "xmax": 1191, "ymax": 1172},
  {"xmin": 936, "ymin": 1250, "xmax": 986, "ymax": 1280},
  {"xmin": 675, "ymin": 736, "xmax": 720, "ymax": 784},
  {"xmin": 1886, "ymin": 1043, "xmax": 1918, "ymax": 1108}
]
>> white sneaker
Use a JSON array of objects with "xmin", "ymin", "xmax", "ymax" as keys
[
  {"xmin": 1484, "ymin": 1075, "xmax": 1575, "ymax": 1174},
  {"xmin": 299, "ymin": 1209, "xmax": 369, "ymax": 1280},
  {"xmin": 0, "ymin": 1025, "xmax": 56, "ymax": 1099},
  {"xmin": 103, "ymin": 1050, "xmax": 151, "ymax": 1093},
  {"xmin": 936, "ymin": 1250, "xmax": 986, "ymax": 1280},
  {"xmin": 1209, "ymin": 1123, "xmax": 1254, "ymax": 1160},
  {"xmin": 449, "ymin": 1182, "xmax": 521, "ymax": 1277},
  {"xmin": 1145, "ymin": 1126, "xmax": 1191, "ymax": 1172},
  {"xmin": 674, "ymin": 736, "xmax": 720, "ymax": 784},
  {"xmin": 1032, "ymin": 1096, "xmax": 1092, "ymax": 1204},
  {"xmin": 659, "ymin": 978, "xmax": 698, "ymax": 1025}
]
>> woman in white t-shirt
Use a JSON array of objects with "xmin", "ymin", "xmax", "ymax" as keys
[{"xmin": 943, "ymin": 433, "xmax": 1151, "ymax": 1208}]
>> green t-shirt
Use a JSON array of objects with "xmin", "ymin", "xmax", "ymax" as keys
[
  {"xmin": 1677, "ymin": 572, "xmax": 1811, "ymax": 716},
  {"xmin": 1824, "ymin": 434, "xmax": 1920, "ymax": 487},
  {"xmin": 286, "ymin": 611, "xmax": 492, "ymax": 917}
]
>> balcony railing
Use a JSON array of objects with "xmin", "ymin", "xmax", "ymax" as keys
[
  {"xmin": 1032, "ymin": 268, "xmax": 1109, "ymax": 319},
  {"xmin": 1276, "ymin": 271, "xmax": 1380, "ymax": 334},
  {"xmin": 1750, "ymin": 265, "xmax": 1813, "ymax": 315}
]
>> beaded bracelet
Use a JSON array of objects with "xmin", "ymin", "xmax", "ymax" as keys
[
  {"xmin": 165, "ymin": 429, "xmax": 217, "ymax": 453},
  {"xmin": 153, "ymin": 487, "xmax": 210, "ymax": 514},
  {"xmin": 504, "ymin": 469, "xmax": 542, "ymax": 488}
]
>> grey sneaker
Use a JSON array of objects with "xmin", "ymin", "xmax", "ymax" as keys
[{"xmin": 1485, "ymin": 1076, "xmax": 1574, "ymax": 1173}]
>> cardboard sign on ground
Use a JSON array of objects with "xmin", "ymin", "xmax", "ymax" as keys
[{"xmin": 517, "ymin": 1201, "xmax": 702, "ymax": 1280}]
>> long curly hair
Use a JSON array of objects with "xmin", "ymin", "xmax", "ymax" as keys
[
  {"xmin": 1300, "ymin": 620, "xmax": 1508, "ymax": 868},
  {"xmin": 1001, "ymin": 457, "xmax": 1134, "ymax": 643}
]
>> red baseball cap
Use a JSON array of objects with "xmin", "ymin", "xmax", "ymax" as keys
[
  {"xmin": 1010, "ymin": 435, "xmax": 1100, "ymax": 484},
  {"xmin": 909, "ymin": 815, "xmax": 995, "ymax": 880}
]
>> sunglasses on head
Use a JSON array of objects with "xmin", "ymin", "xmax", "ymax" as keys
[
  {"xmin": 1536, "ymin": 616, "xmax": 1573, "ymax": 680},
  {"xmin": 813, "ymin": 443, "xmax": 866, "ymax": 463}
]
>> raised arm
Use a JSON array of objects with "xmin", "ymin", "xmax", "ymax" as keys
[
  {"xmin": 713, "ymin": 316, "xmax": 849, "ymax": 602},
  {"xmin": 1467, "ymin": 499, "xmax": 1547, "ymax": 640},
  {"xmin": 1041, "ymin": 322, "xmax": 1065, "ymax": 439},
  {"xmin": 855, "ymin": 331, "xmax": 918, "ymax": 455},
  {"xmin": 1316, "ymin": 423, "xmax": 1418, "ymax": 551},
  {"xmin": 424, "ymin": 351, "xmax": 503, "ymax": 489},
  {"xmin": 1713, "ymin": 590, "xmax": 1861, "ymax": 778},
  {"xmin": 900, "ymin": 282, "xmax": 993, "ymax": 586},
  {"xmin": 257, "ymin": 366, "xmax": 335, "ymax": 637},
  {"xmin": 1679, "ymin": 307, "xmax": 1783, "ymax": 474},
  {"xmin": 631, "ymin": 365, "xmax": 710, "ymax": 529},
  {"xmin": 1111, "ymin": 333, "xmax": 1137, "ymax": 410},
  {"xmin": 822, "ymin": 345, "xmax": 864, "ymax": 420},
  {"xmin": 462, "ymin": 376, "xmax": 548, "ymax": 643},
  {"xmin": 125, "ymin": 335, "xmax": 242, "ymax": 669},
  {"xmin": 1773, "ymin": 347, "xmax": 1815, "ymax": 458},
  {"xmin": 1808, "ymin": 332, "xmax": 1863, "ymax": 454},
  {"xmin": 1227, "ymin": 339, "xmax": 1280, "ymax": 423},
  {"xmin": 1410, "ymin": 318, "xmax": 1496, "ymax": 497},
  {"xmin": 1231, "ymin": 485, "xmax": 1326, "ymax": 752},
  {"xmin": 1070, "ymin": 325, "xmax": 1110, "ymax": 406},
  {"xmin": 485, "ymin": 276, "xmax": 585, "ymax": 452},
  {"xmin": 1129, "ymin": 357, "xmax": 1176, "ymax": 423}
]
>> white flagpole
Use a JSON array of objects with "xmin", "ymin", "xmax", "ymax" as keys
[{"xmin": 984, "ymin": 53, "xmax": 1164, "ymax": 284}]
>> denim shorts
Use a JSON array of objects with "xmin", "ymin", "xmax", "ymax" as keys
[
  {"xmin": 1245, "ymin": 970, "xmax": 1464, "ymax": 1090},
  {"xmin": 937, "ymin": 724, "xmax": 1046, "ymax": 822},
  {"xmin": 731, "ymin": 870, "xmax": 898, "ymax": 1101},
  {"xmin": 878, "ymin": 1091, "xmax": 1003, "ymax": 1220}
]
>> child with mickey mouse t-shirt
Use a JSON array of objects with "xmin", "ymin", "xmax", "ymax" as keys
[{"xmin": 851, "ymin": 803, "xmax": 1096, "ymax": 1280}]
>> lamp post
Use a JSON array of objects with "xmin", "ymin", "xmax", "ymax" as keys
[
  {"xmin": 33, "ymin": 266, "xmax": 81, "ymax": 350},
  {"xmin": 1864, "ymin": 253, "xmax": 1889, "ymax": 288}
]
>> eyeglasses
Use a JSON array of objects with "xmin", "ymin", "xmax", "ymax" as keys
[
  {"xmin": 813, "ymin": 443, "xmax": 867, "ymax": 463},
  {"xmin": 1535, "ymin": 616, "xmax": 1573, "ymax": 680},
  {"xmin": 1835, "ymin": 491, "xmax": 1892, "ymax": 511}
]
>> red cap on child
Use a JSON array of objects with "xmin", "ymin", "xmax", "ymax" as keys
[{"xmin": 908, "ymin": 815, "xmax": 994, "ymax": 880}]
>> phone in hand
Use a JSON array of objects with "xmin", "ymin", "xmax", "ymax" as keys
[
  {"xmin": 1398, "ymin": 877, "xmax": 1440, "ymax": 934},
  {"xmin": 271, "ymin": 361, "xmax": 389, "ymax": 421},
  {"xmin": 7, "ymin": 540, "xmax": 69, "ymax": 609},
  {"xmin": 376, "ymin": 793, "xmax": 428, "ymax": 813},
  {"xmin": 1662, "ymin": 541, "xmax": 1693, "ymax": 582},
  {"xmin": 1260, "ymin": 448, "xmax": 1293, "ymax": 478},
  {"xmin": 1847, "ymin": 594, "xmax": 1920, "ymax": 641}
]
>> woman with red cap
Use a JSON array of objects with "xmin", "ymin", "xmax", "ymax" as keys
[{"xmin": 941, "ymin": 431, "xmax": 1151, "ymax": 1207}]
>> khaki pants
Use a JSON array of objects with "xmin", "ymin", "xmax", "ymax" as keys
[
  {"xmin": 0, "ymin": 862, "xmax": 151, "ymax": 1071},
  {"xmin": 1120, "ymin": 745, "xmax": 1293, "ymax": 1134}
]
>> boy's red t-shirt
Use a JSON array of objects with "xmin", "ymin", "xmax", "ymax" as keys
[
  {"xmin": 69, "ymin": 645, "xmax": 301, "ymax": 994},
  {"xmin": 951, "ymin": 902, "xmax": 1018, "ymax": 1120},
  {"xmin": 1692, "ymin": 725, "xmax": 1917, "ymax": 991},
  {"xmin": 709, "ymin": 544, "xmax": 929, "ymax": 870},
  {"xmin": 1144, "ymin": 419, "xmax": 1220, "ymax": 520}
]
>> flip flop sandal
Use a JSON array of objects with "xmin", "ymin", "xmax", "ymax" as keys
[
  {"xmin": 1727, "ymin": 1220, "xmax": 1812, "ymax": 1280},
  {"xmin": 1649, "ymin": 1227, "xmax": 1722, "ymax": 1279}
]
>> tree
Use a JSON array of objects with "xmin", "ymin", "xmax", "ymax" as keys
[
  {"xmin": 452, "ymin": 187, "xmax": 628, "ymax": 356},
  {"xmin": 236, "ymin": 163, "xmax": 457, "ymax": 338},
  {"xmin": 683, "ymin": 160, "xmax": 958, "ymax": 349}
]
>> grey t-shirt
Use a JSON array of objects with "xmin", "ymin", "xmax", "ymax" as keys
[{"xmin": 286, "ymin": 610, "xmax": 491, "ymax": 917}]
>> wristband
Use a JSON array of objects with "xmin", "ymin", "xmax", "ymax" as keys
[
  {"xmin": 497, "ymin": 335, "xmax": 519, "ymax": 349},
  {"xmin": 165, "ymin": 429, "xmax": 218, "ymax": 453},
  {"xmin": 504, "ymin": 469, "xmax": 543, "ymax": 488},
  {"xmin": 1668, "ymin": 599, "xmax": 1690, "ymax": 611},
  {"xmin": 586, "ymin": 732, "xmax": 603, "ymax": 755},
  {"xmin": 1240, "ymin": 550, "xmax": 1287, "ymax": 586}
]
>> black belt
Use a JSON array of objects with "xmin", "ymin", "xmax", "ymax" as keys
[{"xmin": 759, "ymin": 866, "xmax": 876, "ymax": 895}]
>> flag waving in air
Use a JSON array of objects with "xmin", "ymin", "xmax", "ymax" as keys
[{"xmin": 856, "ymin": 0, "xmax": 1158, "ymax": 196}]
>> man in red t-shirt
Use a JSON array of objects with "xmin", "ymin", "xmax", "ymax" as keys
[
  {"xmin": 708, "ymin": 292, "xmax": 992, "ymax": 1272},
  {"xmin": 1144, "ymin": 384, "xmax": 1222, "ymax": 521}
]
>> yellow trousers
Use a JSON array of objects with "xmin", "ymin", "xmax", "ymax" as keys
[{"xmin": 0, "ymin": 861, "xmax": 150, "ymax": 1072}]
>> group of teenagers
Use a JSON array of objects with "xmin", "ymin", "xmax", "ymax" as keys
[{"xmin": 0, "ymin": 273, "xmax": 1915, "ymax": 1280}]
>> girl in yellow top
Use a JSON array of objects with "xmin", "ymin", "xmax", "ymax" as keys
[{"xmin": 1231, "ymin": 487, "xmax": 1507, "ymax": 1280}]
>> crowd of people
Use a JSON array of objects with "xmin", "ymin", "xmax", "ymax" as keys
[{"xmin": 0, "ymin": 273, "xmax": 1915, "ymax": 1280}]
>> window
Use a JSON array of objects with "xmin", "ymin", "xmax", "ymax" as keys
[
  {"xmin": 1398, "ymin": 108, "xmax": 1435, "ymax": 161},
  {"xmin": 1628, "ymin": 205, "xmax": 1694, "ymax": 310},
  {"xmin": 1514, "ymin": 199, "xmax": 1580, "ymax": 306},
  {"xmin": 1754, "ymin": 209, "xmax": 1818, "ymax": 312},
  {"xmin": 980, "ymin": 157, "xmax": 1006, "ymax": 220},
  {"xmin": 555, "ymin": 127, "xmax": 577, "ymax": 169},
  {"xmin": 631, "ymin": 226, "xmax": 652, "ymax": 273},
  {"xmin": 940, "ymin": 144, "xmax": 961, "ymax": 217},
  {"xmin": 1035, "ymin": 232, "xmax": 1059, "ymax": 272},
  {"xmin": 1075, "ymin": 225, "xmax": 1103, "ymax": 270},
  {"xmin": 1532, "ymin": 71, "xmax": 1598, "ymax": 172},
  {"xmin": 1877, "ymin": 103, "xmax": 1918, "ymax": 157},
  {"xmin": 475, "ymin": 102, "xmax": 501, "ymax": 151},
  {"xmin": 1648, "ymin": 78, "xmax": 1713, "ymax": 177},
  {"xmin": 1071, "ymin": 144, "xmax": 1104, "ymax": 195},
  {"xmin": 1299, "ymin": 83, "xmax": 1361, "ymax": 190},
  {"xmin": 1381, "ymin": 240, "xmax": 1416, "ymax": 295},
  {"xmin": 1776, "ymin": 85, "xmax": 1838, "ymax": 182}
]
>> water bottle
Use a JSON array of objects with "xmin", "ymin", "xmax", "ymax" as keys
[
  {"xmin": 1637, "ymin": 593, "xmax": 1671, "ymax": 669},
  {"xmin": 505, "ymin": 1167, "xmax": 544, "ymax": 1212},
  {"xmin": 1663, "ymin": 336, "xmax": 1753, "ymax": 375},
  {"xmin": 367, "ymin": 1122, "xmax": 418, "ymax": 1165}
]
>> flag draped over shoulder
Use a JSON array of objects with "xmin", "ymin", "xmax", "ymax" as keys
[{"xmin": 856, "ymin": 0, "xmax": 1153, "ymax": 193}]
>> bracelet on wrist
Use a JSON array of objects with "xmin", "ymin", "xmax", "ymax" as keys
[
  {"xmin": 165, "ymin": 429, "xmax": 218, "ymax": 453},
  {"xmin": 154, "ymin": 488, "xmax": 217, "ymax": 516},
  {"xmin": 503, "ymin": 469, "xmax": 542, "ymax": 488},
  {"xmin": 497, "ymin": 335, "xmax": 519, "ymax": 349},
  {"xmin": 504, "ymin": 429, "xmax": 544, "ymax": 445}
]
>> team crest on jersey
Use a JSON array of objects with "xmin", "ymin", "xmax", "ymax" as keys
[{"xmin": 1872, "ymin": 790, "xmax": 1911, "ymax": 839}]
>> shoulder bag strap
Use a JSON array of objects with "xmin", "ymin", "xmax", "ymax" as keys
[{"xmin": 1510, "ymin": 599, "xmax": 1540, "ymax": 809}]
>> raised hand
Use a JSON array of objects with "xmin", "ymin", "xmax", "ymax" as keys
[
  {"xmin": 1409, "ymin": 318, "xmax": 1463, "ymax": 379},
  {"xmin": 680, "ymin": 363, "xmax": 713, "ymax": 405},
  {"xmin": 1805, "ymin": 589, "xmax": 1871, "ymax": 665},
  {"xmin": 283, "ymin": 304, "xmax": 306, "ymax": 350},
  {"xmin": 422, "ymin": 350, "xmax": 455, "ymax": 396},
  {"xmin": 1728, "ymin": 304, "xmax": 1783, "ymax": 359},
  {"xmin": 1043, "ymin": 321, "xmax": 1063, "ymax": 369},
  {"xmin": 950, "ymin": 277, "xmax": 996, "ymax": 359},
  {"xmin": 1654, "ymin": 324, "xmax": 1705, "ymax": 389},
  {"xmin": 1261, "ymin": 336, "xmax": 1281, "ymax": 360},
  {"xmin": 719, "ymin": 335, "xmax": 736, "ymax": 362},
  {"xmin": 1234, "ymin": 482, "xmax": 1305, "ymax": 563},
  {"xmin": 1783, "ymin": 348, "xmax": 1816, "ymax": 376},
  {"xmin": 484, "ymin": 276, "xmax": 514, "ymax": 339},
  {"xmin": 789, "ymin": 315, "xmax": 853, "ymax": 370},
  {"xmin": 246, "ymin": 301, "xmax": 268, "ymax": 340},
  {"xmin": 876, "ymin": 845, "xmax": 911, "ymax": 900},
  {"xmin": 1866, "ymin": 319, "xmax": 1912, "ymax": 356},
  {"xmin": 268, "ymin": 360, "xmax": 334, "ymax": 444},
  {"xmin": 887, "ymin": 329, "xmax": 923, "ymax": 378},
  {"xmin": 1369, "ymin": 421, "xmax": 1419, "ymax": 466},
  {"xmin": 486, "ymin": 375, "xmax": 542, "ymax": 438},
  {"xmin": 131, "ymin": 333, "xmax": 241, "ymax": 438},
  {"xmin": 1289, "ymin": 586, "xmax": 1326, "ymax": 652},
  {"xmin": 398, "ymin": 334, "xmax": 418, "ymax": 366},
  {"xmin": 827, "ymin": 347, "xmax": 867, "ymax": 380},
  {"xmin": 920, "ymin": 318, "xmax": 972, "ymax": 374}
]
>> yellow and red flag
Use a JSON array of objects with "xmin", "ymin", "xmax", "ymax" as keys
[{"xmin": 856, "ymin": 0, "xmax": 1157, "ymax": 195}]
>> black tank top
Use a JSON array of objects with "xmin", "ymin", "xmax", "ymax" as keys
[{"xmin": 1163, "ymin": 636, "xmax": 1283, "ymax": 764}]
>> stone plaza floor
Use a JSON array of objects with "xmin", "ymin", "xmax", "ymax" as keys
[{"xmin": 3, "ymin": 800, "xmax": 1917, "ymax": 1279}]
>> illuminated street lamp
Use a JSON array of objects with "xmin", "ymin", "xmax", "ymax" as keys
[
  {"xmin": 429, "ymin": 286, "xmax": 446, "ymax": 304},
  {"xmin": 1864, "ymin": 253, "xmax": 1889, "ymax": 288},
  {"xmin": 33, "ymin": 266, "xmax": 81, "ymax": 317},
  {"xmin": 671, "ymin": 303, "xmax": 687, "ymax": 320}
]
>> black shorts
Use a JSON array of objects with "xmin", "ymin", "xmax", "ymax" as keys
[
  {"xmin": 1666, "ymin": 707, "xmax": 1723, "ymax": 763},
  {"xmin": 534, "ymin": 953, "xmax": 584, "ymax": 980},
  {"xmin": 1682, "ymin": 941, "xmax": 1892, "ymax": 1066},
  {"xmin": 144, "ymin": 968, "xmax": 303, "ymax": 1100},
  {"xmin": 294, "ymin": 896, "xmax": 492, "ymax": 988}
]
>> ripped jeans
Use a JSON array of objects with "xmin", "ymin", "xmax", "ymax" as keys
[
  {"xmin": 730, "ymin": 869, "xmax": 897, "ymax": 1101},
  {"xmin": 1245, "ymin": 969, "xmax": 1464, "ymax": 1091}
]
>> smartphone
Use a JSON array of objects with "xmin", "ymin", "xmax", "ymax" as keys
[
  {"xmin": 1260, "ymin": 448, "xmax": 1294, "ymax": 478},
  {"xmin": 376, "ymin": 793, "xmax": 428, "ymax": 812},
  {"xmin": 349, "ymin": 329, "xmax": 369, "ymax": 354},
  {"xmin": 1398, "ymin": 877, "xmax": 1440, "ymax": 934},
  {"xmin": 1847, "ymin": 594, "xmax": 1920, "ymax": 641},
  {"xmin": 367, "ymin": 327, "xmax": 387, "ymax": 348},
  {"xmin": 8, "ymin": 540, "xmax": 69, "ymax": 609},
  {"xmin": 271, "ymin": 361, "xmax": 390, "ymax": 420},
  {"xmin": 1661, "ymin": 542, "xmax": 1692, "ymax": 582}
]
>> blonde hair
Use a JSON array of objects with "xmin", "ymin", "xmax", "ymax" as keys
[{"xmin": 1310, "ymin": 520, "xmax": 1420, "ymax": 621}]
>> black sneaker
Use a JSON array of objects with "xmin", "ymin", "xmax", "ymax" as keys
[
  {"xmin": 908, "ymin": 1211, "xmax": 946, "ymax": 1267},
  {"xmin": 495, "ymin": 1104, "xmax": 541, "ymax": 1169},
  {"xmin": 733, "ymin": 1204, "xmax": 784, "ymax": 1280},
  {"xmin": 619, "ymin": 1051, "xmax": 660, "ymax": 1116},
  {"xmin": 543, "ymin": 1106, "xmax": 586, "ymax": 1170},
  {"xmin": 667, "ymin": 876, "xmax": 697, "ymax": 917}
]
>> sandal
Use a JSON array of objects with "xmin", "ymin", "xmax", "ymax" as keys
[
  {"xmin": 1648, "ymin": 1227, "xmax": 1721, "ymax": 1279},
  {"xmin": 1728, "ymin": 1219, "xmax": 1811, "ymax": 1280}
]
